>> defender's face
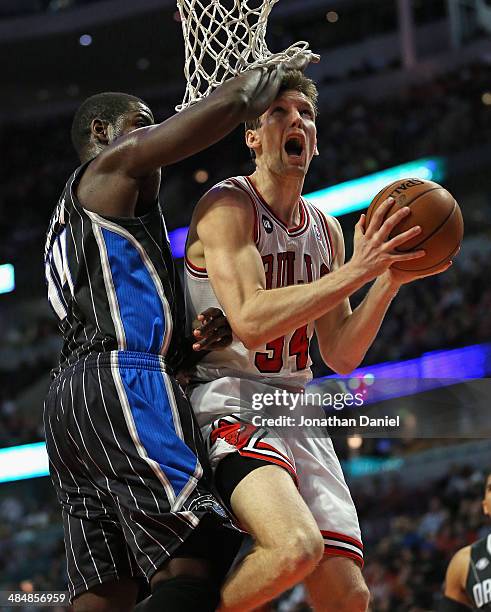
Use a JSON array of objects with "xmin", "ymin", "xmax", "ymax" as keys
[
  {"xmin": 248, "ymin": 90, "xmax": 317, "ymax": 177},
  {"xmin": 89, "ymin": 102, "xmax": 156, "ymax": 163},
  {"xmin": 116, "ymin": 102, "xmax": 155, "ymax": 137},
  {"xmin": 483, "ymin": 474, "xmax": 491, "ymax": 517}
]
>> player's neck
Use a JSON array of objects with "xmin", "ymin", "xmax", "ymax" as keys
[{"xmin": 250, "ymin": 169, "xmax": 304, "ymax": 228}]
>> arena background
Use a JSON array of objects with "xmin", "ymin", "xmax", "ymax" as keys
[{"xmin": 0, "ymin": 0, "xmax": 490, "ymax": 610}]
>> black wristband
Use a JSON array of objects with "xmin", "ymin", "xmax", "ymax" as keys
[{"xmin": 438, "ymin": 595, "xmax": 471, "ymax": 612}]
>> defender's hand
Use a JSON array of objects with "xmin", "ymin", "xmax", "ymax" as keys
[
  {"xmin": 192, "ymin": 307, "xmax": 233, "ymax": 351},
  {"xmin": 283, "ymin": 50, "xmax": 320, "ymax": 71},
  {"xmin": 350, "ymin": 197, "xmax": 426, "ymax": 283},
  {"xmin": 240, "ymin": 51, "xmax": 319, "ymax": 121}
]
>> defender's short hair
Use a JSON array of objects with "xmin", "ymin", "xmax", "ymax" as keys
[
  {"xmin": 245, "ymin": 70, "xmax": 318, "ymax": 133},
  {"xmin": 71, "ymin": 92, "xmax": 145, "ymax": 160}
]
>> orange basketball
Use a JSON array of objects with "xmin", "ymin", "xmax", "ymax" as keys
[{"xmin": 366, "ymin": 178, "xmax": 464, "ymax": 272}]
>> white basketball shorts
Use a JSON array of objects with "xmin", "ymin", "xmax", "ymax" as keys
[{"xmin": 188, "ymin": 376, "xmax": 364, "ymax": 567}]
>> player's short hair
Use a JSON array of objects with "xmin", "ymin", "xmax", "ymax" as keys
[
  {"xmin": 71, "ymin": 92, "xmax": 146, "ymax": 161},
  {"xmin": 244, "ymin": 70, "xmax": 318, "ymax": 161},
  {"xmin": 245, "ymin": 69, "xmax": 318, "ymax": 134}
]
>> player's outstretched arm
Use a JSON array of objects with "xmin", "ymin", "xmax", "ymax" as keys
[
  {"xmin": 315, "ymin": 213, "xmax": 405, "ymax": 374},
  {"xmin": 438, "ymin": 547, "xmax": 472, "ymax": 611},
  {"xmin": 314, "ymin": 197, "xmax": 454, "ymax": 373},
  {"xmin": 95, "ymin": 53, "xmax": 317, "ymax": 179},
  {"xmin": 192, "ymin": 189, "xmax": 424, "ymax": 351}
]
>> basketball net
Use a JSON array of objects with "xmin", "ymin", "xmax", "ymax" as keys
[{"xmin": 175, "ymin": 0, "xmax": 310, "ymax": 111}]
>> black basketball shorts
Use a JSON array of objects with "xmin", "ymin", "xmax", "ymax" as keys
[{"xmin": 44, "ymin": 351, "xmax": 232, "ymax": 601}]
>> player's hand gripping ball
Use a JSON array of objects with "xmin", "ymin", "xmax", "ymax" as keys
[{"xmin": 366, "ymin": 178, "xmax": 464, "ymax": 272}]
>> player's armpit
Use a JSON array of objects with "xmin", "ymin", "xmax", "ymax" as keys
[
  {"xmin": 314, "ymin": 216, "xmax": 354, "ymax": 375},
  {"xmin": 323, "ymin": 212, "xmax": 344, "ymax": 268},
  {"xmin": 315, "ymin": 212, "xmax": 409, "ymax": 375},
  {"xmin": 442, "ymin": 547, "xmax": 472, "ymax": 607}
]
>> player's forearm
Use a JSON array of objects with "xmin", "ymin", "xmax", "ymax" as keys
[
  {"xmin": 123, "ymin": 94, "xmax": 248, "ymax": 176},
  {"xmin": 321, "ymin": 272, "xmax": 399, "ymax": 373},
  {"xmin": 122, "ymin": 66, "xmax": 286, "ymax": 177},
  {"xmin": 234, "ymin": 261, "xmax": 367, "ymax": 349}
]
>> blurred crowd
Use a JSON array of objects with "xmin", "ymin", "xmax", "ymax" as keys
[
  {"xmin": 1, "ymin": 60, "xmax": 491, "ymax": 260},
  {"xmin": 360, "ymin": 464, "xmax": 489, "ymax": 611},
  {"xmin": 1, "ymin": 5, "xmax": 490, "ymax": 611},
  {"xmin": 0, "ymin": 391, "xmax": 44, "ymax": 449},
  {"xmin": 268, "ymin": 0, "xmax": 447, "ymax": 77},
  {"xmin": 0, "ymin": 463, "xmax": 488, "ymax": 611},
  {"xmin": 1, "ymin": 241, "xmax": 489, "ymax": 448},
  {"xmin": 365, "ymin": 250, "xmax": 491, "ymax": 364},
  {"xmin": 0, "ymin": 60, "xmax": 490, "ymax": 447},
  {"xmin": 0, "ymin": 310, "xmax": 59, "ymax": 447},
  {"xmin": 0, "ymin": 488, "xmax": 65, "ymax": 599},
  {"xmin": 304, "ymin": 61, "xmax": 491, "ymax": 195},
  {"xmin": 312, "ymin": 243, "xmax": 491, "ymax": 377},
  {"xmin": 0, "ymin": 0, "xmax": 446, "ymax": 25},
  {"xmin": 273, "ymin": 464, "xmax": 490, "ymax": 611},
  {"xmin": 0, "ymin": 0, "xmax": 101, "ymax": 18}
]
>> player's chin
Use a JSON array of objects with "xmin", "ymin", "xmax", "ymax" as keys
[{"xmin": 283, "ymin": 157, "xmax": 308, "ymax": 176}]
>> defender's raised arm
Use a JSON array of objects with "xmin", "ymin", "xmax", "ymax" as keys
[{"xmin": 87, "ymin": 55, "xmax": 317, "ymax": 178}]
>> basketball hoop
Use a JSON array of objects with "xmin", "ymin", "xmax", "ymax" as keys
[{"xmin": 175, "ymin": 0, "xmax": 311, "ymax": 111}]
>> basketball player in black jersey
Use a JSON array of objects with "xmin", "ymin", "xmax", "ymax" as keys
[
  {"xmin": 440, "ymin": 471, "xmax": 491, "ymax": 610},
  {"xmin": 44, "ymin": 53, "xmax": 317, "ymax": 612}
]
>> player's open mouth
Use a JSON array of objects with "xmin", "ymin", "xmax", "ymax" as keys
[{"xmin": 284, "ymin": 137, "xmax": 304, "ymax": 160}]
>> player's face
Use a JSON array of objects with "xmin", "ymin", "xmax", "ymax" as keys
[
  {"xmin": 249, "ymin": 90, "xmax": 317, "ymax": 178},
  {"xmin": 482, "ymin": 473, "xmax": 491, "ymax": 517}
]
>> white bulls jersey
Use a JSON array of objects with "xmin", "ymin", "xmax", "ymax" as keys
[{"xmin": 185, "ymin": 175, "xmax": 336, "ymax": 388}]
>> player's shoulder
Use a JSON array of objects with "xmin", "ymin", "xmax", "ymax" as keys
[
  {"xmin": 447, "ymin": 545, "xmax": 472, "ymax": 575},
  {"xmin": 444, "ymin": 545, "xmax": 472, "ymax": 601},
  {"xmin": 306, "ymin": 201, "xmax": 344, "ymax": 259},
  {"xmin": 61, "ymin": 159, "xmax": 102, "ymax": 215},
  {"xmin": 196, "ymin": 177, "xmax": 254, "ymax": 215},
  {"xmin": 326, "ymin": 212, "xmax": 343, "ymax": 238},
  {"xmin": 306, "ymin": 202, "xmax": 341, "ymax": 234},
  {"xmin": 192, "ymin": 177, "xmax": 257, "ymax": 241},
  {"xmin": 54, "ymin": 164, "xmax": 87, "ymax": 218}
]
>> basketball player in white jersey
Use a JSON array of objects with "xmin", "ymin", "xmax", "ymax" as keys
[{"xmin": 185, "ymin": 70, "xmax": 452, "ymax": 611}]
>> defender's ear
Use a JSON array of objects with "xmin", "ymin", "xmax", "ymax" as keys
[
  {"xmin": 91, "ymin": 118, "xmax": 110, "ymax": 146},
  {"xmin": 314, "ymin": 138, "xmax": 319, "ymax": 156}
]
